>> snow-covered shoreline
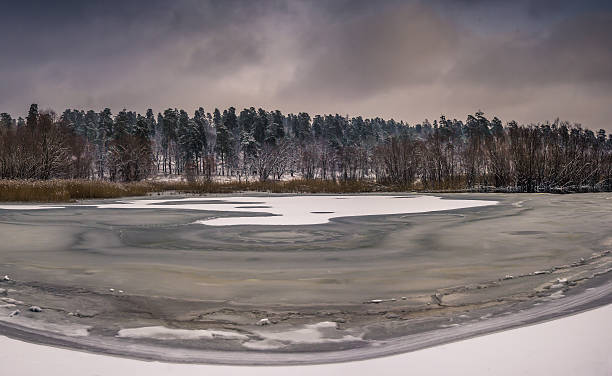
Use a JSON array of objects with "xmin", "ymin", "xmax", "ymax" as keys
[
  {"xmin": 1, "ymin": 303, "xmax": 610, "ymax": 376},
  {"xmin": 1, "ymin": 278, "xmax": 610, "ymax": 367}
]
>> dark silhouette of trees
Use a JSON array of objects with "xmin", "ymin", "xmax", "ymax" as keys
[
  {"xmin": 375, "ymin": 137, "xmax": 420, "ymax": 186},
  {"xmin": 0, "ymin": 104, "xmax": 610, "ymax": 190},
  {"xmin": 0, "ymin": 109, "xmax": 91, "ymax": 179}
]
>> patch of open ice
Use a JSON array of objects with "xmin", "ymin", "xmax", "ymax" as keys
[
  {"xmin": 117, "ymin": 326, "xmax": 248, "ymax": 341},
  {"xmin": 0, "ymin": 195, "xmax": 496, "ymax": 226}
]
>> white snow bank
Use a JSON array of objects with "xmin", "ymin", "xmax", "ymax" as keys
[
  {"xmin": 117, "ymin": 326, "xmax": 247, "ymax": 341},
  {"xmin": 0, "ymin": 205, "xmax": 65, "ymax": 210},
  {"xmin": 1, "ymin": 304, "xmax": 611, "ymax": 375},
  {"xmin": 0, "ymin": 195, "xmax": 497, "ymax": 226},
  {"xmin": 116, "ymin": 322, "xmax": 362, "ymax": 349},
  {"xmin": 244, "ymin": 321, "xmax": 363, "ymax": 350}
]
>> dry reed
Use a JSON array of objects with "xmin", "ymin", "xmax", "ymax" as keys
[{"xmin": 0, "ymin": 179, "xmax": 398, "ymax": 202}]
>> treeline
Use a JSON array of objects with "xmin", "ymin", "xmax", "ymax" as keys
[
  {"xmin": 1, "ymin": 105, "xmax": 611, "ymax": 192},
  {"xmin": 377, "ymin": 114, "xmax": 612, "ymax": 192}
]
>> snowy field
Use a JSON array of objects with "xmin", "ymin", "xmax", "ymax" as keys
[
  {"xmin": 0, "ymin": 195, "xmax": 496, "ymax": 226},
  {"xmin": 2, "ymin": 304, "xmax": 611, "ymax": 376}
]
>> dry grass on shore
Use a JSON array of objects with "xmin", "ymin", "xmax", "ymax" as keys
[
  {"xmin": 0, "ymin": 179, "xmax": 154, "ymax": 202},
  {"xmin": 0, "ymin": 179, "xmax": 394, "ymax": 202}
]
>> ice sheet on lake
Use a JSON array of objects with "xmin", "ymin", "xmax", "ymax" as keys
[{"xmin": 0, "ymin": 195, "xmax": 497, "ymax": 226}]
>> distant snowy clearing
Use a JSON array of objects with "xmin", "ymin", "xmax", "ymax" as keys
[
  {"xmin": 1, "ymin": 304, "xmax": 610, "ymax": 376},
  {"xmin": 0, "ymin": 195, "xmax": 497, "ymax": 226}
]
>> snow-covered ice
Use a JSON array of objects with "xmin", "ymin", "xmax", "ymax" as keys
[
  {"xmin": 0, "ymin": 315, "xmax": 90, "ymax": 337},
  {"xmin": 243, "ymin": 321, "xmax": 363, "ymax": 350},
  {"xmin": 116, "ymin": 322, "xmax": 364, "ymax": 350},
  {"xmin": 193, "ymin": 195, "xmax": 496, "ymax": 226},
  {"xmin": 117, "ymin": 326, "xmax": 248, "ymax": 341},
  {"xmin": 0, "ymin": 205, "xmax": 65, "ymax": 210},
  {"xmin": 0, "ymin": 195, "xmax": 497, "ymax": 226},
  {"xmin": 1, "ymin": 304, "xmax": 611, "ymax": 375}
]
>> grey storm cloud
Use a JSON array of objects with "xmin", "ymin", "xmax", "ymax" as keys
[
  {"xmin": 281, "ymin": 3, "xmax": 463, "ymax": 98},
  {"xmin": 1, "ymin": 0, "xmax": 611, "ymax": 131},
  {"xmin": 185, "ymin": 23, "xmax": 268, "ymax": 76},
  {"xmin": 449, "ymin": 13, "xmax": 612, "ymax": 88}
]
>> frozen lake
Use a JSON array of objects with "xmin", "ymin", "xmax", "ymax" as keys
[
  {"xmin": 0, "ymin": 193, "xmax": 611, "ymax": 361},
  {"xmin": 0, "ymin": 193, "xmax": 609, "ymax": 305}
]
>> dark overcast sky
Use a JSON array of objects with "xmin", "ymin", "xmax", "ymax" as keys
[{"xmin": 2, "ymin": 0, "xmax": 611, "ymax": 130}]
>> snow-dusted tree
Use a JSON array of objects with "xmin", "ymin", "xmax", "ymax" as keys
[
  {"xmin": 161, "ymin": 108, "xmax": 178, "ymax": 174},
  {"xmin": 26, "ymin": 104, "xmax": 38, "ymax": 128},
  {"xmin": 0, "ymin": 113, "xmax": 13, "ymax": 128},
  {"xmin": 251, "ymin": 140, "xmax": 292, "ymax": 182},
  {"xmin": 214, "ymin": 108, "xmax": 231, "ymax": 175}
]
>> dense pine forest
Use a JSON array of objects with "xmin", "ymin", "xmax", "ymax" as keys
[{"xmin": 1, "ymin": 104, "xmax": 611, "ymax": 193}]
